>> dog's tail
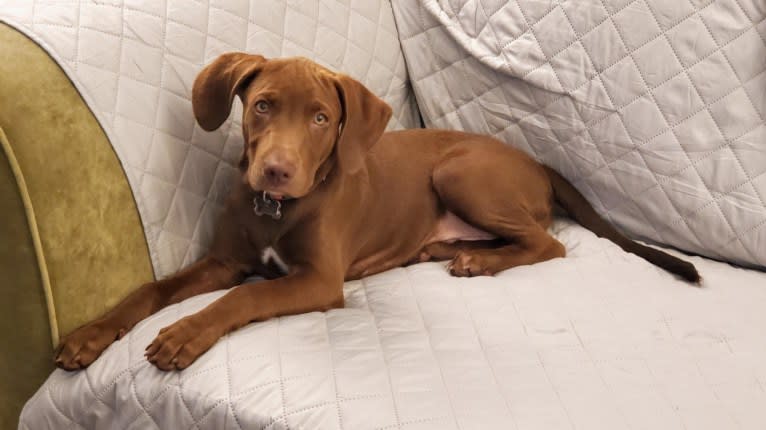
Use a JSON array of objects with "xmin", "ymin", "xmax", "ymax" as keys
[{"xmin": 543, "ymin": 166, "xmax": 701, "ymax": 284}]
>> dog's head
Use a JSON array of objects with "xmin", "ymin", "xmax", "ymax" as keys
[{"xmin": 192, "ymin": 53, "xmax": 392, "ymax": 199}]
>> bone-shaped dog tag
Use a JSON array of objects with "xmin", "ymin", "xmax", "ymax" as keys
[{"xmin": 253, "ymin": 192, "xmax": 282, "ymax": 220}]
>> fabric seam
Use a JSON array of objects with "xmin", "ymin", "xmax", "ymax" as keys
[{"xmin": 0, "ymin": 127, "xmax": 59, "ymax": 347}]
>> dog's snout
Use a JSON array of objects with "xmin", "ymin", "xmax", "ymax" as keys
[{"xmin": 263, "ymin": 160, "xmax": 296, "ymax": 186}]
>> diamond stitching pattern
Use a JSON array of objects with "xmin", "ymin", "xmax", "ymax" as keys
[
  {"xmin": 600, "ymin": 0, "xmax": 728, "ymax": 259},
  {"xmin": 513, "ymin": 0, "xmax": 640, "ymax": 231},
  {"xmin": 21, "ymin": 224, "xmax": 766, "ymax": 428},
  {"xmin": 654, "ymin": 0, "xmax": 764, "ymax": 261},
  {"xmin": 395, "ymin": 0, "xmax": 766, "ymax": 268}
]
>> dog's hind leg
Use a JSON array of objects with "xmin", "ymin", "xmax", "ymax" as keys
[
  {"xmin": 432, "ymin": 147, "xmax": 565, "ymax": 277},
  {"xmin": 410, "ymin": 239, "xmax": 506, "ymax": 265}
]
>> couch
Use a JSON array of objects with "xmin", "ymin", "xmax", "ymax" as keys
[{"xmin": 1, "ymin": 1, "xmax": 765, "ymax": 429}]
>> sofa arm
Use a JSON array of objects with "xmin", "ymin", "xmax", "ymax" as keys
[
  {"xmin": 0, "ymin": 127, "xmax": 53, "ymax": 430},
  {"xmin": 0, "ymin": 23, "xmax": 155, "ymax": 428}
]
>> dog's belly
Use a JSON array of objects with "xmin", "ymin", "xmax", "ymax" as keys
[
  {"xmin": 426, "ymin": 211, "xmax": 496, "ymax": 244},
  {"xmin": 346, "ymin": 212, "xmax": 495, "ymax": 280}
]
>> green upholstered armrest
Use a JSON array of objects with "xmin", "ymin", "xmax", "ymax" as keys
[{"xmin": 0, "ymin": 23, "xmax": 155, "ymax": 428}]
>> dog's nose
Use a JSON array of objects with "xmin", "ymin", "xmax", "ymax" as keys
[{"xmin": 263, "ymin": 161, "xmax": 295, "ymax": 186}]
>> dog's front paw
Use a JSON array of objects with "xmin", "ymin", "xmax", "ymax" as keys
[
  {"xmin": 145, "ymin": 315, "xmax": 222, "ymax": 370},
  {"xmin": 54, "ymin": 322, "xmax": 122, "ymax": 370}
]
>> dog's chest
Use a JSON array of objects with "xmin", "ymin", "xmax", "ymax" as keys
[
  {"xmin": 240, "ymin": 216, "xmax": 291, "ymax": 277},
  {"xmin": 242, "ymin": 225, "xmax": 290, "ymax": 277},
  {"xmin": 260, "ymin": 246, "xmax": 290, "ymax": 275}
]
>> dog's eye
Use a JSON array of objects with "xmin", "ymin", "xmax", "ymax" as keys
[
  {"xmin": 314, "ymin": 113, "xmax": 328, "ymax": 125},
  {"xmin": 255, "ymin": 100, "xmax": 270, "ymax": 113}
]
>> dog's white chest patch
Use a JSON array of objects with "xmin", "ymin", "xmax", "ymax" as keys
[{"xmin": 261, "ymin": 246, "xmax": 289, "ymax": 274}]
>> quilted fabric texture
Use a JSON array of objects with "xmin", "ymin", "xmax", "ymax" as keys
[
  {"xmin": 19, "ymin": 220, "xmax": 766, "ymax": 430},
  {"xmin": 0, "ymin": 0, "xmax": 421, "ymax": 278},
  {"xmin": 392, "ymin": 0, "xmax": 766, "ymax": 268}
]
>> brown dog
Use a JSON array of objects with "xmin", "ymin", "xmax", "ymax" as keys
[{"xmin": 54, "ymin": 53, "xmax": 699, "ymax": 371}]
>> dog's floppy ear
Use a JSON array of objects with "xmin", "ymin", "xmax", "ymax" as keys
[
  {"xmin": 192, "ymin": 53, "xmax": 266, "ymax": 131},
  {"xmin": 333, "ymin": 74, "xmax": 392, "ymax": 173}
]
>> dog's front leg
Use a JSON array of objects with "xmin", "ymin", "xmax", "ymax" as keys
[
  {"xmin": 145, "ymin": 267, "xmax": 343, "ymax": 370},
  {"xmin": 54, "ymin": 256, "xmax": 245, "ymax": 370}
]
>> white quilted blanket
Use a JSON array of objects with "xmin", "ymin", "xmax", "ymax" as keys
[
  {"xmin": 392, "ymin": 0, "xmax": 766, "ymax": 269},
  {"xmin": 20, "ymin": 220, "xmax": 766, "ymax": 430},
  {"xmin": 0, "ymin": 0, "xmax": 421, "ymax": 278}
]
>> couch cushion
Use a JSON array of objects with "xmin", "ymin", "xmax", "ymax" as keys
[
  {"xmin": 19, "ymin": 219, "xmax": 766, "ymax": 429},
  {"xmin": 393, "ymin": 0, "xmax": 766, "ymax": 268}
]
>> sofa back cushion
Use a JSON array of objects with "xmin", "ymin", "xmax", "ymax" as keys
[{"xmin": 393, "ymin": 0, "xmax": 766, "ymax": 268}]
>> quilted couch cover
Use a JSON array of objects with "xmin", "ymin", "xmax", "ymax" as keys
[
  {"xmin": 392, "ymin": 0, "xmax": 766, "ymax": 269},
  {"xmin": 6, "ymin": 1, "xmax": 766, "ymax": 429},
  {"xmin": 0, "ymin": 0, "xmax": 421, "ymax": 278},
  {"xmin": 18, "ymin": 220, "xmax": 766, "ymax": 430}
]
